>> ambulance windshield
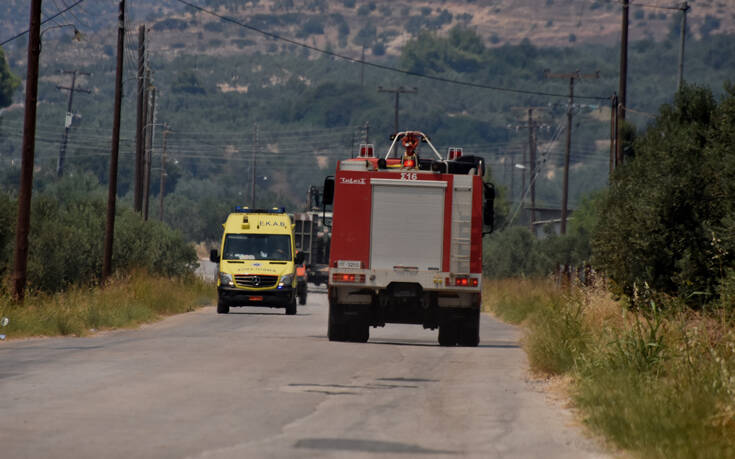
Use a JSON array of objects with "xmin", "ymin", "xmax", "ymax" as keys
[{"xmin": 223, "ymin": 234, "xmax": 292, "ymax": 261}]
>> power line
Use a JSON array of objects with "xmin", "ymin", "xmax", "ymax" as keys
[
  {"xmin": 173, "ymin": 0, "xmax": 608, "ymax": 101},
  {"xmin": 0, "ymin": 0, "xmax": 85, "ymax": 47}
]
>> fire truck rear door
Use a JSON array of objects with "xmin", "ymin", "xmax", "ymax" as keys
[{"xmin": 370, "ymin": 179, "xmax": 446, "ymax": 271}]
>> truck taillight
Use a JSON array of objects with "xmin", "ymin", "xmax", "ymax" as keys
[
  {"xmin": 445, "ymin": 277, "xmax": 478, "ymax": 287},
  {"xmin": 403, "ymin": 158, "xmax": 415, "ymax": 168},
  {"xmin": 333, "ymin": 273, "xmax": 366, "ymax": 283}
]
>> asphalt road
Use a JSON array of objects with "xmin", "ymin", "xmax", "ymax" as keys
[{"xmin": 0, "ymin": 286, "xmax": 607, "ymax": 459}]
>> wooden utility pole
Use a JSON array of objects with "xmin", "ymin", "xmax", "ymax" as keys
[
  {"xmin": 677, "ymin": 1, "xmax": 689, "ymax": 91},
  {"xmin": 610, "ymin": 94, "xmax": 618, "ymax": 177},
  {"xmin": 159, "ymin": 125, "xmax": 171, "ymax": 222},
  {"xmin": 364, "ymin": 121, "xmax": 369, "ymax": 144},
  {"xmin": 143, "ymin": 85, "xmax": 156, "ymax": 221},
  {"xmin": 360, "ymin": 45, "xmax": 365, "ymax": 86},
  {"xmin": 103, "ymin": 0, "xmax": 125, "ymax": 281},
  {"xmin": 251, "ymin": 123, "xmax": 258, "ymax": 208},
  {"xmin": 616, "ymin": 0, "xmax": 629, "ymax": 167},
  {"xmin": 56, "ymin": 69, "xmax": 90, "ymax": 177},
  {"xmin": 12, "ymin": 0, "xmax": 42, "ymax": 302},
  {"xmin": 134, "ymin": 25, "xmax": 146, "ymax": 212},
  {"xmin": 528, "ymin": 108, "xmax": 537, "ymax": 232},
  {"xmin": 377, "ymin": 86, "xmax": 417, "ymax": 133},
  {"xmin": 545, "ymin": 70, "xmax": 599, "ymax": 235},
  {"xmin": 510, "ymin": 106, "xmax": 544, "ymax": 232}
]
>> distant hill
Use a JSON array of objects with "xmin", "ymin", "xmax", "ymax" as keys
[{"xmin": 2, "ymin": 0, "xmax": 733, "ymax": 62}]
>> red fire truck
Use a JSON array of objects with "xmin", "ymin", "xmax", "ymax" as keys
[{"xmin": 322, "ymin": 131, "xmax": 495, "ymax": 346}]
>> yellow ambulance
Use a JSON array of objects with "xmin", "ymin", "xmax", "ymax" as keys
[{"xmin": 210, "ymin": 207, "xmax": 305, "ymax": 315}]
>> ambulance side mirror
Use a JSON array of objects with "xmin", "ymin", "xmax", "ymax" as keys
[
  {"xmin": 210, "ymin": 249, "xmax": 219, "ymax": 263},
  {"xmin": 483, "ymin": 183, "xmax": 495, "ymax": 233},
  {"xmin": 295, "ymin": 251, "xmax": 306, "ymax": 265}
]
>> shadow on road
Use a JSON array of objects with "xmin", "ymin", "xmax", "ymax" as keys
[{"xmin": 294, "ymin": 438, "xmax": 457, "ymax": 455}]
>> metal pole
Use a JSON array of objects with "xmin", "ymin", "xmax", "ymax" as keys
[
  {"xmin": 616, "ymin": 0, "xmax": 629, "ymax": 167},
  {"xmin": 394, "ymin": 91, "xmax": 399, "ymax": 133},
  {"xmin": 12, "ymin": 0, "xmax": 43, "ymax": 302},
  {"xmin": 57, "ymin": 70, "xmax": 76, "ymax": 177},
  {"xmin": 159, "ymin": 126, "xmax": 169, "ymax": 222},
  {"xmin": 561, "ymin": 77, "xmax": 574, "ymax": 235},
  {"xmin": 134, "ymin": 25, "xmax": 145, "ymax": 212},
  {"xmin": 103, "ymin": 0, "xmax": 125, "ymax": 281},
  {"xmin": 251, "ymin": 123, "xmax": 258, "ymax": 208},
  {"xmin": 610, "ymin": 94, "xmax": 617, "ymax": 177},
  {"xmin": 143, "ymin": 86, "xmax": 155, "ymax": 221},
  {"xmin": 528, "ymin": 108, "xmax": 536, "ymax": 232},
  {"xmin": 677, "ymin": 1, "xmax": 689, "ymax": 91}
]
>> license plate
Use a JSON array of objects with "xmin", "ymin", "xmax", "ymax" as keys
[{"xmin": 249, "ymin": 296, "xmax": 263, "ymax": 301}]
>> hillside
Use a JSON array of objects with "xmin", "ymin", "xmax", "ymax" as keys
[
  {"xmin": 1, "ymin": 0, "xmax": 735, "ymax": 243},
  {"xmin": 1, "ymin": 0, "xmax": 734, "ymax": 62}
]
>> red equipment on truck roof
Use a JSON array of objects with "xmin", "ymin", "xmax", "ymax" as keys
[{"xmin": 322, "ymin": 131, "xmax": 495, "ymax": 346}]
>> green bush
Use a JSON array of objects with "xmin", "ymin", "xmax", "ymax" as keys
[
  {"xmin": 593, "ymin": 85, "xmax": 735, "ymax": 305},
  {"xmin": 0, "ymin": 174, "xmax": 197, "ymax": 294}
]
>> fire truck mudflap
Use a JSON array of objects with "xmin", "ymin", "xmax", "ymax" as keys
[{"xmin": 323, "ymin": 132, "xmax": 495, "ymax": 346}]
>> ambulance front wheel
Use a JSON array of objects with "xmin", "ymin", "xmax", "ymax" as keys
[
  {"xmin": 286, "ymin": 295, "xmax": 297, "ymax": 315},
  {"xmin": 217, "ymin": 297, "xmax": 229, "ymax": 314}
]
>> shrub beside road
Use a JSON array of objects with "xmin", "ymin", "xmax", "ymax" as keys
[{"xmin": 484, "ymin": 278, "xmax": 735, "ymax": 459}]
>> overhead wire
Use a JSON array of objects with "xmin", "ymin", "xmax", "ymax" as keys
[
  {"xmin": 0, "ymin": 0, "xmax": 86, "ymax": 47},
  {"xmin": 172, "ymin": 0, "xmax": 609, "ymax": 101}
]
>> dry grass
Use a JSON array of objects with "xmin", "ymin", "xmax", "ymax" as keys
[
  {"xmin": 484, "ymin": 277, "xmax": 735, "ymax": 459},
  {"xmin": 0, "ymin": 271, "xmax": 215, "ymax": 339}
]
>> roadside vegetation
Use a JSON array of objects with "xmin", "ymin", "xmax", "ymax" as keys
[
  {"xmin": 0, "ymin": 175, "xmax": 214, "ymax": 340},
  {"xmin": 0, "ymin": 271, "xmax": 214, "ymax": 338},
  {"xmin": 484, "ymin": 279, "xmax": 735, "ymax": 459},
  {"xmin": 483, "ymin": 85, "xmax": 735, "ymax": 458}
]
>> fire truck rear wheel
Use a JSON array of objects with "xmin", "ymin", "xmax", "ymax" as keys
[
  {"xmin": 458, "ymin": 309, "xmax": 480, "ymax": 347},
  {"xmin": 350, "ymin": 318, "xmax": 369, "ymax": 343},
  {"xmin": 438, "ymin": 323, "xmax": 457, "ymax": 346},
  {"xmin": 328, "ymin": 302, "xmax": 348, "ymax": 341},
  {"xmin": 217, "ymin": 297, "xmax": 229, "ymax": 314}
]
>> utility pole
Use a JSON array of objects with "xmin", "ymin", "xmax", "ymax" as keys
[
  {"xmin": 134, "ymin": 25, "xmax": 146, "ymax": 213},
  {"xmin": 251, "ymin": 123, "xmax": 258, "ymax": 208},
  {"xmin": 510, "ymin": 106, "xmax": 545, "ymax": 232},
  {"xmin": 677, "ymin": 1, "xmax": 689, "ymax": 91},
  {"xmin": 528, "ymin": 108, "xmax": 537, "ymax": 232},
  {"xmin": 360, "ymin": 45, "xmax": 365, "ymax": 86},
  {"xmin": 56, "ymin": 69, "xmax": 90, "ymax": 177},
  {"xmin": 545, "ymin": 70, "xmax": 599, "ymax": 235},
  {"xmin": 12, "ymin": 0, "xmax": 42, "ymax": 302},
  {"xmin": 159, "ymin": 125, "xmax": 171, "ymax": 222},
  {"xmin": 103, "ymin": 0, "xmax": 125, "ymax": 281},
  {"xmin": 610, "ymin": 93, "xmax": 618, "ymax": 177},
  {"xmin": 377, "ymin": 86, "xmax": 417, "ymax": 134},
  {"xmin": 364, "ymin": 121, "xmax": 369, "ymax": 144},
  {"xmin": 143, "ymin": 86, "xmax": 156, "ymax": 221},
  {"xmin": 616, "ymin": 0, "xmax": 629, "ymax": 168}
]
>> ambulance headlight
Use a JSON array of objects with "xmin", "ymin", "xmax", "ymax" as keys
[
  {"xmin": 219, "ymin": 272, "xmax": 234, "ymax": 287},
  {"xmin": 278, "ymin": 273, "xmax": 294, "ymax": 289}
]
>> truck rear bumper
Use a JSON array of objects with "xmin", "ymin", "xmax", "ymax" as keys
[{"xmin": 218, "ymin": 286, "xmax": 294, "ymax": 308}]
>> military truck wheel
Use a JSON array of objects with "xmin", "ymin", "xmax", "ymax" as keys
[
  {"xmin": 286, "ymin": 297, "xmax": 297, "ymax": 315},
  {"xmin": 217, "ymin": 298, "xmax": 229, "ymax": 314}
]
